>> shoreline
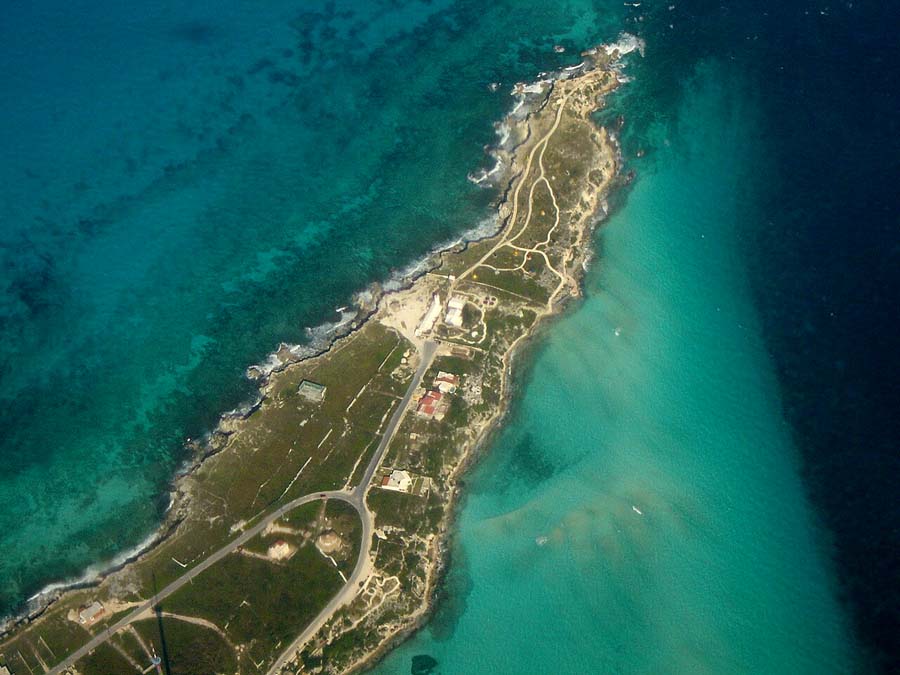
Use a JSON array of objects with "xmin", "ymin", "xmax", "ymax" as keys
[
  {"xmin": 0, "ymin": 155, "xmax": 514, "ymax": 638},
  {"xmin": 357, "ymin": 174, "xmax": 625, "ymax": 675},
  {"xmin": 303, "ymin": 37, "xmax": 639, "ymax": 673},
  {"xmin": 346, "ymin": 286, "xmax": 596, "ymax": 675},
  {"xmin": 0, "ymin": 216, "xmax": 504, "ymax": 639},
  {"xmin": 1, "ymin": 35, "xmax": 640, "ymax": 674}
]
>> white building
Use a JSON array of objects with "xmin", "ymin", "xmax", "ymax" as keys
[
  {"xmin": 416, "ymin": 293, "xmax": 442, "ymax": 337},
  {"xmin": 444, "ymin": 295, "xmax": 466, "ymax": 327},
  {"xmin": 381, "ymin": 470, "xmax": 413, "ymax": 492},
  {"xmin": 433, "ymin": 371, "xmax": 459, "ymax": 394},
  {"xmin": 267, "ymin": 540, "xmax": 293, "ymax": 561},
  {"xmin": 78, "ymin": 601, "xmax": 105, "ymax": 625}
]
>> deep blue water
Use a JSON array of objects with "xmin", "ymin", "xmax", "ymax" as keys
[
  {"xmin": 617, "ymin": 2, "xmax": 900, "ymax": 666},
  {"xmin": 380, "ymin": 56, "xmax": 861, "ymax": 673},
  {"xmin": 645, "ymin": 2, "xmax": 900, "ymax": 667},
  {"xmin": 0, "ymin": 0, "xmax": 897, "ymax": 671}
]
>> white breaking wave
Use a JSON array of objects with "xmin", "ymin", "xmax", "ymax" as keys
[
  {"xmin": 5, "ymin": 39, "xmax": 639, "ymax": 633},
  {"xmin": 467, "ymin": 157, "xmax": 505, "ymax": 186},
  {"xmin": 19, "ymin": 527, "xmax": 163, "ymax": 619},
  {"xmin": 495, "ymin": 120, "xmax": 511, "ymax": 146},
  {"xmin": 604, "ymin": 32, "xmax": 646, "ymax": 58},
  {"xmin": 303, "ymin": 306, "xmax": 358, "ymax": 343}
]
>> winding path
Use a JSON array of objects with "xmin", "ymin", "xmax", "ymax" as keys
[
  {"xmin": 454, "ymin": 90, "xmax": 571, "ymax": 290},
  {"xmin": 46, "ymin": 69, "xmax": 594, "ymax": 675},
  {"xmin": 265, "ymin": 339, "xmax": 436, "ymax": 675},
  {"xmin": 47, "ymin": 340, "xmax": 437, "ymax": 675}
]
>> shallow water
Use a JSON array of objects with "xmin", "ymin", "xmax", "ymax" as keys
[
  {"xmin": 375, "ymin": 63, "xmax": 858, "ymax": 674},
  {"xmin": 2, "ymin": 0, "xmax": 651, "ymax": 618},
  {"xmin": 1, "ymin": 0, "xmax": 895, "ymax": 669},
  {"xmin": 0, "ymin": 0, "xmax": 531, "ymax": 612}
]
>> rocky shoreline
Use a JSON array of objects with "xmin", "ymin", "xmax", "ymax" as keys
[
  {"xmin": 296, "ymin": 38, "xmax": 639, "ymax": 674},
  {"xmin": 1, "ymin": 36, "xmax": 640, "ymax": 675}
]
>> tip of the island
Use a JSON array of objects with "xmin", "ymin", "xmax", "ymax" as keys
[{"xmin": 0, "ymin": 39, "xmax": 638, "ymax": 675}]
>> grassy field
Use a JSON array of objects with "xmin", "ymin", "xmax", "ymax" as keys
[
  {"xmin": 127, "ymin": 321, "xmax": 406, "ymax": 594},
  {"xmin": 472, "ymin": 266, "xmax": 550, "ymax": 305},
  {"xmin": 155, "ymin": 499, "xmax": 358, "ymax": 673},
  {"xmin": 58, "ymin": 499, "xmax": 361, "ymax": 675},
  {"xmin": 433, "ymin": 237, "xmax": 498, "ymax": 277},
  {"xmin": 72, "ymin": 642, "xmax": 138, "ymax": 674},
  {"xmin": 484, "ymin": 245, "xmax": 521, "ymax": 269},
  {"xmin": 509, "ymin": 180, "xmax": 558, "ymax": 249},
  {"xmin": 0, "ymin": 62, "xmax": 619, "ymax": 675},
  {"xmin": 0, "ymin": 324, "xmax": 398, "ymax": 673},
  {"xmin": 131, "ymin": 617, "xmax": 238, "ymax": 675}
]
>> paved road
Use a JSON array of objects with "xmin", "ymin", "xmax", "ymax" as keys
[
  {"xmin": 47, "ymin": 491, "xmax": 352, "ymax": 674},
  {"xmin": 265, "ymin": 339, "xmax": 437, "ymax": 674},
  {"xmin": 48, "ymin": 340, "xmax": 436, "ymax": 675},
  {"xmin": 355, "ymin": 340, "xmax": 437, "ymax": 500}
]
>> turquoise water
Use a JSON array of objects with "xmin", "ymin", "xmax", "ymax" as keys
[
  {"xmin": 0, "ymin": 0, "xmax": 521, "ymax": 610},
  {"xmin": 0, "ymin": 0, "xmax": 633, "ymax": 621},
  {"xmin": 2, "ymin": 0, "xmax": 893, "ymax": 668},
  {"xmin": 375, "ymin": 64, "xmax": 858, "ymax": 673}
]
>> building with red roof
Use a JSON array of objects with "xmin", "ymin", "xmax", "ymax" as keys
[{"xmin": 416, "ymin": 389, "xmax": 448, "ymax": 420}]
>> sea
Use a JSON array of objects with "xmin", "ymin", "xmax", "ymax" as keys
[{"xmin": 1, "ymin": 0, "xmax": 897, "ymax": 672}]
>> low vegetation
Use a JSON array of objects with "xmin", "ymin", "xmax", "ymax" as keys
[{"xmin": 0, "ymin": 54, "xmax": 620, "ymax": 675}]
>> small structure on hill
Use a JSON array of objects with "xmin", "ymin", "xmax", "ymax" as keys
[
  {"xmin": 381, "ymin": 470, "xmax": 413, "ymax": 493},
  {"xmin": 316, "ymin": 530, "xmax": 344, "ymax": 555},
  {"xmin": 78, "ymin": 601, "xmax": 105, "ymax": 625},
  {"xmin": 416, "ymin": 390, "xmax": 449, "ymax": 421},
  {"xmin": 416, "ymin": 293, "xmax": 442, "ymax": 337},
  {"xmin": 267, "ymin": 539, "xmax": 294, "ymax": 561},
  {"xmin": 298, "ymin": 380, "xmax": 326, "ymax": 403},
  {"xmin": 433, "ymin": 371, "xmax": 459, "ymax": 394},
  {"xmin": 444, "ymin": 295, "xmax": 466, "ymax": 327}
]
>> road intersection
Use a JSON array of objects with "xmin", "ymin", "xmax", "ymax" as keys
[{"xmin": 47, "ymin": 341, "xmax": 437, "ymax": 675}]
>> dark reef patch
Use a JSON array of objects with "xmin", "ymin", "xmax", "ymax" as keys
[
  {"xmin": 427, "ymin": 543, "xmax": 473, "ymax": 643},
  {"xmin": 170, "ymin": 20, "xmax": 218, "ymax": 45},
  {"xmin": 410, "ymin": 654, "xmax": 438, "ymax": 675}
]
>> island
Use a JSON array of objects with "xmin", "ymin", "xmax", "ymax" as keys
[{"xmin": 0, "ymin": 40, "xmax": 631, "ymax": 675}]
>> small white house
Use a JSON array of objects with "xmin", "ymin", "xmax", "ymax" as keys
[
  {"xmin": 433, "ymin": 371, "xmax": 459, "ymax": 394},
  {"xmin": 267, "ymin": 540, "xmax": 294, "ymax": 561},
  {"xmin": 78, "ymin": 601, "xmax": 105, "ymax": 625},
  {"xmin": 381, "ymin": 470, "xmax": 413, "ymax": 493}
]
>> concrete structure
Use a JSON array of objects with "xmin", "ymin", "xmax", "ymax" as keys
[
  {"xmin": 433, "ymin": 371, "xmax": 459, "ymax": 394},
  {"xmin": 444, "ymin": 295, "xmax": 466, "ymax": 327},
  {"xmin": 380, "ymin": 470, "xmax": 413, "ymax": 493},
  {"xmin": 316, "ymin": 530, "xmax": 343, "ymax": 554},
  {"xmin": 267, "ymin": 540, "xmax": 293, "ymax": 561},
  {"xmin": 78, "ymin": 601, "xmax": 105, "ymax": 625},
  {"xmin": 1, "ymin": 665, "xmax": 12, "ymax": 675},
  {"xmin": 298, "ymin": 380, "xmax": 326, "ymax": 403},
  {"xmin": 416, "ymin": 293, "xmax": 442, "ymax": 337}
]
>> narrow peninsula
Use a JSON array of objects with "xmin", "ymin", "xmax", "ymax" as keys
[{"xmin": 0, "ymin": 40, "xmax": 632, "ymax": 675}]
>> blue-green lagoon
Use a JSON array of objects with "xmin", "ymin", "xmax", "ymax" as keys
[
  {"xmin": 376, "ymin": 64, "xmax": 858, "ymax": 674},
  {"xmin": 2, "ymin": 0, "xmax": 895, "ymax": 669}
]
